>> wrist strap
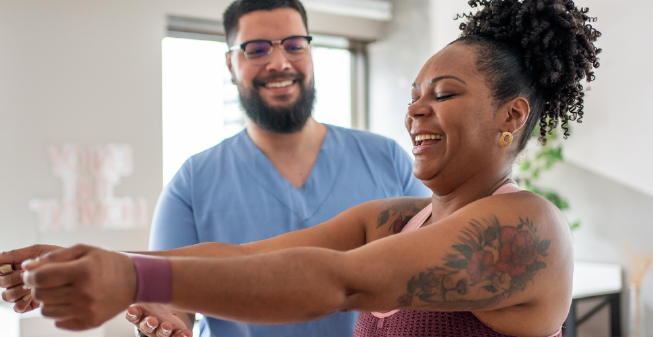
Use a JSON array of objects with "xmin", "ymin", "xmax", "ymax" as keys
[{"xmin": 126, "ymin": 254, "xmax": 172, "ymax": 304}]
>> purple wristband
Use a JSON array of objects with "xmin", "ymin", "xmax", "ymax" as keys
[{"xmin": 127, "ymin": 254, "xmax": 172, "ymax": 304}]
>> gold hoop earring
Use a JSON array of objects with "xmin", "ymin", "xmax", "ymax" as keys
[{"xmin": 499, "ymin": 132, "xmax": 513, "ymax": 148}]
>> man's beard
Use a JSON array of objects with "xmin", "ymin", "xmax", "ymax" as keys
[{"xmin": 238, "ymin": 74, "xmax": 316, "ymax": 134}]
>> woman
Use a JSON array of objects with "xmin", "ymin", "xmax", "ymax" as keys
[{"xmin": 0, "ymin": 0, "xmax": 600, "ymax": 336}]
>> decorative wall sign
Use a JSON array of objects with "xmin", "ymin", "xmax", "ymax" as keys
[{"xmin": 29, "ymin": 144, "xmax": 148, "ymax": 232}]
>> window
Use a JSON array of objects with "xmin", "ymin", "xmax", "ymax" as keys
[
  {"xmin": 162, "ymin": 37, "xmax": 234, "ymax": 186},
  {"xmin": 162, "ymin": 27, "xmax": 367, "ymax": 185},
  {"xmin": 311, "ymin": 35, "xmax": 351, "ymax": 128}
]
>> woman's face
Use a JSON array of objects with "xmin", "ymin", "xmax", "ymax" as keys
[{"xmin": 406, "ymin": 43, "xmax": 509, "ymax": 194}]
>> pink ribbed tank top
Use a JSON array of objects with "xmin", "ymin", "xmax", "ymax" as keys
[{"xmin": 354, "ymin": 183, "xmax": 563, "ymax": 337}]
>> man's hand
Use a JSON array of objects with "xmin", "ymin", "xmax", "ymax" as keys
[
  {"xmin": 0, "ymin": 244, "xmax": 63, "ymax": 313},
  {"xmin": 125, "ymin": 304, "xmax": 192, "ymax": 337},
  {"xmin": 22, "ymin": 244, "xmax": 137, "ymax": 331}
]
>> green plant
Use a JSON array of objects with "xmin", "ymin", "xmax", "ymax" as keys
[{"xmin": 515, "ymin": 127, "xmax": 581, "ymax": 232}]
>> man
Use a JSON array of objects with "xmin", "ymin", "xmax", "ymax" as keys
[
  {"xmin": 0, "ymin": 0, "xmax": 429, "ymax": 336},
  {"xmin": 143, "ymin": 1, "xmax": 428, "ymax": 335}
]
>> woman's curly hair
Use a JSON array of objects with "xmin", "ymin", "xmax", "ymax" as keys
[{"xmin": 454, "ymin": 0, "xmax": 601, "ymax": 149}]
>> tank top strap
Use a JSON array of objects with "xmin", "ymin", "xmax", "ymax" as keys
[
  {"xmin": 493, "ymin": 182, "xmax": 523, "ymax": 195},
  {"xmin": 400, "ymin": 203, "xmax": 433, "ymax": 233},
  {"xmin": 399, "ymin": 183, "xmax": 521, "ymax": 235}
]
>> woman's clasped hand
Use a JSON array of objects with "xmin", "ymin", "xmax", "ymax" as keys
[{"xmin": 0, "ymin": 244, "xmax": 192, "ymax": 336}]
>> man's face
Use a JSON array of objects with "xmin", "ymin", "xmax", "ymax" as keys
[{"xmin": 226, "ymin": 8, "xmax": 315, "ymax": 133}]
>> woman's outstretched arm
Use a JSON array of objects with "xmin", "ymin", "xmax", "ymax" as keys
[
  {"xmin": 168, "ymin": 193, "xmax": 571, "ymax": 326},
  {"xmin": 21, "ymin": 192, "xmax": 570, "ymax": 335},
  {"xmin": 0, "ymin": 196, "xmax": 428, "ymax": 337}
]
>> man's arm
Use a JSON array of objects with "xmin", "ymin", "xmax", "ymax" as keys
[
  {"xmin": 139, "ymin": 198, "xmax": 382, "ymax": 258},
  {"xmin": 149, "ymin": 161, "xmax": 202, "ymax": 253},
  {"xmin": 151, "ymin": 163, "xmax": 202, "ymax": 327}
]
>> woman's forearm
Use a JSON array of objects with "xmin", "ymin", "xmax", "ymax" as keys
[
  {"xmin": 167, "ymin": 247, "xmax": 351, "ymax": 325},
  {"xmin": 130, "ymin": 242, "xmax": 247, "ymax": 259},
  {"xmin": 133, "ymin": 202, "xmax": 374, "ymax": 262}
]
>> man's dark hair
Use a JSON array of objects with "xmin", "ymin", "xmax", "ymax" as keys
[{"xmin": 223, "ymin": 0, "xmax": 309, "ymax": 46}]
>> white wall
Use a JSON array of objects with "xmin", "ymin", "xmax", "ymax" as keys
[
  {"xmin": 428, "ymin": 0, "xmax": 469, "ymax": 53},
  {"xmin": 567, "ymin": 0, "xmax": 653, "ymax": 198},
  {"xmin": 367, "ymin": 0, "xmax": 433, "ymax": 152},
  {"xmin": 538, "ymin": 1, "xmax": 653, "ymax": 331},
  {"xmin": 0, "ymin": 2, "xmax": 229, "ymax": 335},
  {"xmin": 0, "ymin": 0, "xmax": 183, "ymax": 253}
]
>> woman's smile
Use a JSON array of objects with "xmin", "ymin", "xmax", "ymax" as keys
[{"xmin": 411, "ymin": 131, "xmax": 445, "ymax": 155}]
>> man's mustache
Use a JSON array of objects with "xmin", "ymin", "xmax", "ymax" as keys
[{"xmin": 252, "ymin": 73, "xmax": 304, "ymax": 88}]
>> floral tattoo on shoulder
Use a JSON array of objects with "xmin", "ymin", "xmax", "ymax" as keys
[{"xmin": 398, "ymin": 216, "xmax": 551, "ymax": 310}]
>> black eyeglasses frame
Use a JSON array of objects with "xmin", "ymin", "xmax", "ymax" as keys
[{"xmin": 228, "ymin": 35, "xmax": 313, "ymax": 64}]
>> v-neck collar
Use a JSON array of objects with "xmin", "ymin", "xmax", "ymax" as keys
[{"xmin": 230, "ymin": 125, "xmax": 344, "ymax": 220}]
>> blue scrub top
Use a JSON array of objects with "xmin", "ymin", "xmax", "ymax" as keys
[{"xmin": 150, "ymin": 125, "xmax": 431, "ymax": 337}]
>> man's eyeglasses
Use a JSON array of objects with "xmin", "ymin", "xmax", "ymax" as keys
[{"xmin": 229, "ymin": 36, "xmax": 313, "ymax": 65}]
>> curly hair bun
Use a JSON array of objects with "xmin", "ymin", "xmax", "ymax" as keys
[{"xmin": 458, "ymin": 0, "xmax": 601, "ymax": 144}]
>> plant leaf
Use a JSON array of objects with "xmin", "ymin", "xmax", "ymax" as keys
[
  {"xmin": 569, "ymin": 221, "xmax": 581, "ymax": 231},
  {"xmin": 532, "ymin": 169, "xmax": 541, "ymax": 180}
]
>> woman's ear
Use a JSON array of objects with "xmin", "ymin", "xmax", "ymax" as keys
[{"xmin": 501, "ymin": 97, "xmax": 530, "ymax": 134}]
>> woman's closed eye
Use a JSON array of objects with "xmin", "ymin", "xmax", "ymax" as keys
[
  {"xmin": 408, "ymin": 93, "xmax": 456, "ymax": 106},
  {"xmin": 435, "ymin": 94, "xmax": 455, "ymax": 101}
]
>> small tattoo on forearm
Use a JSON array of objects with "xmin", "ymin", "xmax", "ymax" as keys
[{"xmin": 398, "ymin": 216, "xmax": 551, "ymax": 311}]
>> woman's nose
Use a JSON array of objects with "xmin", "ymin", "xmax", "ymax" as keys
[{"xmin": 407, "ymin": 100, "xmax": 433, "ymax": 119}]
